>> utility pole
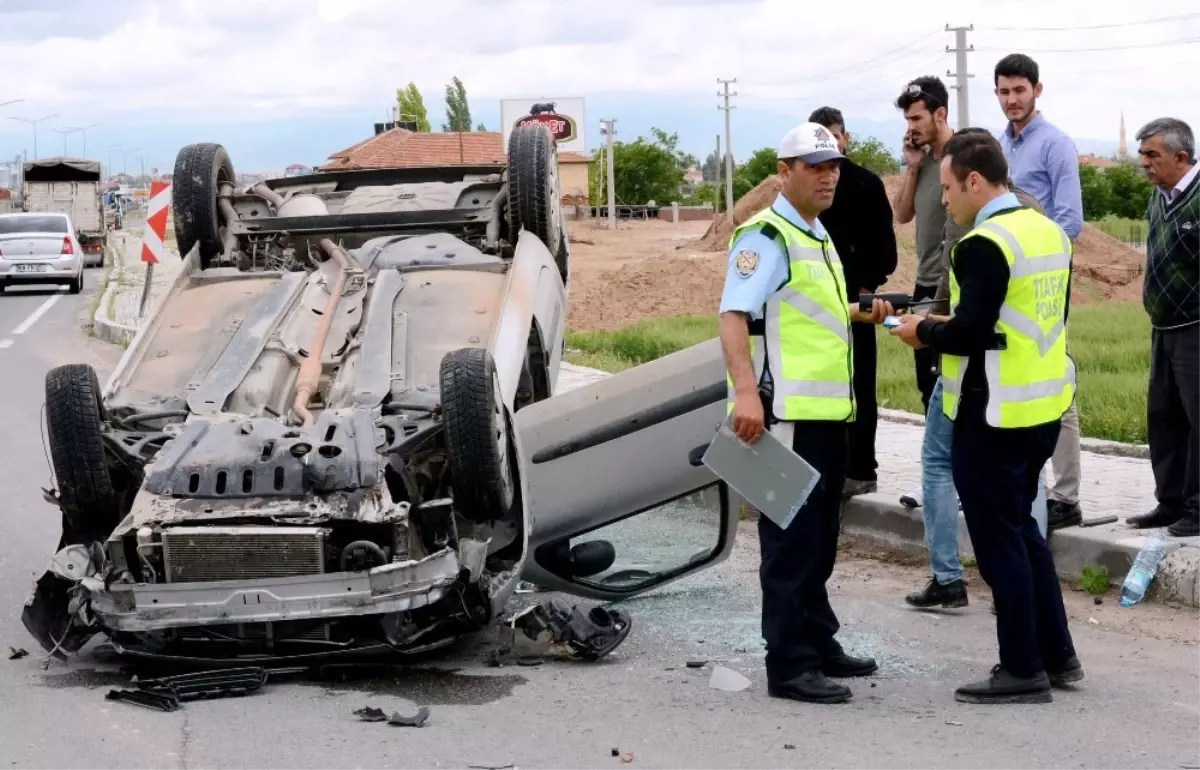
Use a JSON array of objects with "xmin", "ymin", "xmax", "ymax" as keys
[
  {"xmin": 600, "ymin": 119, "xmax": 617, "ymax": 230},
  {"xmin": 717, "ymin": 78, "xmax": 737, "ymax": 214},
  {"xmin": 713, "ymin": 134, "xmax": 722, "ymax": 215},
  {"xmin": 945, "ymin": 24, "xmax": 975, "ymax": 130},
  {"xmin": 106, "ymin": 143, "xmax": 122, "ymax": 180}
]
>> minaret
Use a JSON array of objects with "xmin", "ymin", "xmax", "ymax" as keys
[{"xmin": 1118, "ymin": 111, "xmax": 1128, "ymax": 160}]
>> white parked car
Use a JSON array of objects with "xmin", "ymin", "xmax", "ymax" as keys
[{"xmin": 0, "ymin": 212, "xmax": 85, "ymax": 294}]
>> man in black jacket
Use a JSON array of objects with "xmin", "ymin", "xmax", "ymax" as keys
[{"xmin": 809, "ymin": 107, "xmax": 899, "ymax": 496}]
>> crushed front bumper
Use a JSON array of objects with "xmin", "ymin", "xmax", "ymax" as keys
[{"xmin": 91, "ymin": 548, "xmax": 461, "ymax": 633}]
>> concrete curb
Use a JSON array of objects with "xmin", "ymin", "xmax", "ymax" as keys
[
  {"xmin": 878, "ymin": 407, "xmax": 1149, "ymax": 459},
  {"xmin": 89, "ymin": 233, "xmax": 138, "ymax": 346},
  {"xmin": 841, "ymin": 493, "xmax": 1199, "ymax": 608}
]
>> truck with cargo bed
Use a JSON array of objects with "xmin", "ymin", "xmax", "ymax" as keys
[{"xmin": 22, "ymin": 157, "xmax": 107, "ymax": 266}]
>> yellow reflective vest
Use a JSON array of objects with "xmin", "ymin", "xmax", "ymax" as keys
[
  {"xmin": 941, "ymin": 207, "xmax": 1076, "ymax": 428},
  {"xmin": 725, "ymin": 206, "xmax": 855, "ymax": 422}
]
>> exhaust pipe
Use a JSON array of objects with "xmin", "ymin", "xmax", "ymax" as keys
[{"xmin": 291, "ymin": 238, "xmax": 357, "ymax": 426}]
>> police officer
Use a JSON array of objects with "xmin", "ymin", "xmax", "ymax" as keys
[
  {"xmin": 719, "ymin": 122, "xmax": 894, "ymax": 705},
  {"xmin": 890, "ymin": 131, "xmax": 1082, "ymax": 704}
]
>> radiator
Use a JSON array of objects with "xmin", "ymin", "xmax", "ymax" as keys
[{"xmin": 161, "ymin": 526, "xmax": 325, "ymax": 583}]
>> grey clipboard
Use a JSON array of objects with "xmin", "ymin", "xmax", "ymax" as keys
[{"xmin": 701, "ymin": 415, "xmax": 821, "ymax": 530}]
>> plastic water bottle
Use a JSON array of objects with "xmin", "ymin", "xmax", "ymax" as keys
[{"xmin": 1120, "ymin": 529, "xmax": 1168, "ymax": 607}]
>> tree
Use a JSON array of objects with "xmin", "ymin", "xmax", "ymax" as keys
[
  {"xmin": 682, "ymin": 182, "xmax": 719, "ymax": 206},
  {"xmin": 846, "ymin": 135, "xmax": 900, "ymax": 176},
  {"xmin": 732, "ymin": 147, "xmax": 778, "ymax": 201},
  {"xmin": 650, "ymin": 127, "xmax": 699, "ymax": 174},
  {"xmin": 701, "ymin": 151, "xmax": 721, "ymax": 183},
  {"xmin": 476, "ymin": 122, "xmax": 487, "ymax": 132},
  {"xmin": 396, "ymin": 82, "xmax": 431, "ymax": 132},
  {"xmin": 588, "ymin": 130, "xmax": 685, "ymax": 205},
  {"xmin": 1102, "ymin": 162, "xmax": 1153, "ymax": 220},
  {"xmin": 1079, "ymin": 164, "xmax": 1112, "ymax": 220},
  {"xmin": 443, "ymin": 76, "xmax": 472, "ymax": 132}
]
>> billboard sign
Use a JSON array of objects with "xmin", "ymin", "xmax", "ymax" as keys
[{"xmin": 501, "ymin": 97, "xmax": 586, "ymax": 154}]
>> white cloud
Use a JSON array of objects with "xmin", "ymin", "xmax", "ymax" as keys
[{"xmin": 0, "ymin": 0, "xmax": 1197, "ymax": 152}]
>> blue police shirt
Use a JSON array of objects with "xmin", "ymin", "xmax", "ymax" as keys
[{"xmin": 718, "ymin": 193, "xmax": 829, "ymax": 320}]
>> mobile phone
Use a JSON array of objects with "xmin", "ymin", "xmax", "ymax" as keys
[{"xmin": 883, "ymin": 316, "xmax": 903, "ymax": 329}]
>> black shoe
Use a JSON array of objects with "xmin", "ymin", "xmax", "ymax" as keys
[
  {"xmin": 822, "ymin": 652, "xmax": 878, "ymax": 678},
  {"xmin": 1128, "ymin": 506, "xmax": 1182, "ymax": 529},
  {"xmin": 954, "ymin": 665, "xmax": 1053, "ymax": 704},
  {"xmin": 1168, "ymin": 517, "xmax": 1200, "ymax": 537},
  {"xmin": 768, "ymin": 671, "xmax": 852, "ymax": 704},
  {"xmin": 1047, "ymin": 500, "xmax": 1083, "ymax": 531},
  {"xmin": 905, "ymin": 577, "xmax": 968, "ymax": 609},
  {"xmin": 1048, "ymin": 656, "xmax": 1084, "ymax": 688},
  {"xmin": 843, "ymin": 478, "xmax": 878, "ymax": 498}
]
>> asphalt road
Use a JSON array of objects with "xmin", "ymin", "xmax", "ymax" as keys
[{"xmin": 0, "ymin": 271, "xmax": 1198, "ymax": 769}]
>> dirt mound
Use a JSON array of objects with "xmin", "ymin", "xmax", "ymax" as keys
[{"xmin": 699, "ymin": 175, "xmax": 783, "ymax": 250}]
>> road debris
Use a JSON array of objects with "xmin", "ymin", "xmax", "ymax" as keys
[
  {"xmin": 685, "ymin": 660, "xmax": 708, "ymax": 668},
  {"xmin": 619, "ymin": 751, "xmax": 635, "ymax": 763},
  {"xmin": 493, "ymin": 599, "xmax": 632, "ymax": 664},
  {"xmin": 104, "ymin": 666, "xmax": 269, "ymax": 711},
  {"xmin": 353, "ymin": 705, "xmax": 431, "ymax": 727},
  {"xmin": 945, "ymin": 720, "xmax": 963, "ymax": 727},
  {"xmin": 8, "ymin": 647, "xmax": 28, "ymax": 660},
  {"xmin": 708, "ymin": 665, "xmax": 752, "ymax": 692},
  {"xmin": 784, "ymin": 744, "xmax": 796, "ymax": 750}
]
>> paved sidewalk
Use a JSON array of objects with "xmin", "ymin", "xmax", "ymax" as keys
[{"xmin": 90, "ymin": 228, "xmax": 182, "ymax": 345}]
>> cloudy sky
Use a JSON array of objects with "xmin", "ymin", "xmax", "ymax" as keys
[{"xmin": 1, "ymin": 0, "xmax": 1197, "ymax": 174}]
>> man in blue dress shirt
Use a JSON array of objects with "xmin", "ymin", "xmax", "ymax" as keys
[{"xmin": 994, "ymin": 53, "xmax": 1086, "ymax": 532}]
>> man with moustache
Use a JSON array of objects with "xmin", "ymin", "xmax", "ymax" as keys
[
  {"xmin": 719, "ymin": 122, "xmax": 894, "ymax": 704},
  {"xmin": 1128, "ymin": 117, "xmax": 1199, "ymax": 538},
  {"xmin": 993, "ymin": 53, "xmax": 1086, "ymax": 533}
]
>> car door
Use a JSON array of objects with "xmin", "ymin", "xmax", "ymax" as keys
[{"xmin": 514, "ymin": 337, "xmax": 739, "ymax": 601}]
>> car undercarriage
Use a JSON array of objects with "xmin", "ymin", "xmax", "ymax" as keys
[{"xmin": 21, "ymin": 124, "xmax": 740, "ymax": 670}]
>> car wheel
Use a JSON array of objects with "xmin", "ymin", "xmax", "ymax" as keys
[
  {"xmin": 172, "ymin": 142, "xmax": 236, "ymax": 270},
  {"xmin": 67, "ymin": 273, "xmax": 82, "ymax": 295},
  {"xmin": 506, "ymin": 123, "xmax": 563, "ymax": 255},
  {"xmin": 440, "ymin": 347, "xmax": 517, "ymax": 523},
  {"xmin": 45, "ymin": 363, "xmax": 119, "ymax": 536}
]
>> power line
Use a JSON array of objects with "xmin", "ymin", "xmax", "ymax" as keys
[
  {"xmin": 980, "ymin": 12, "xmax": 1200, "ymax": 31},
  {"xmin": 744, "ymin": 29, "xmax": 942, "ymax": 87},
  {"xmin": 739, "ymin": 53, "xmax": 949, "ymax": 103},
  {"xmin": 976, "ymin": 36, "xmax": 1200, "ymax": 53}
]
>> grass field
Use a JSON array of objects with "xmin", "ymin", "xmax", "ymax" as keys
[
  {"xmin": 1090, "ymin": 215, "xmax": 1149, "ymax": 244},
  {"xmin": 567, "ymin": 303, "xmax": 1151, "ymax": 444}
]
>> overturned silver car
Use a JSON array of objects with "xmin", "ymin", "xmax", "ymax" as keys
[{"xmin": 24, "ymin": 124, "xmax": 739, "ymax": 664}]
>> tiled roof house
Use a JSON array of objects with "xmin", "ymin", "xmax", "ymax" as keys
[{"xmin": 320, "ymin": 128, "xmax": 593, "ymax": 206}]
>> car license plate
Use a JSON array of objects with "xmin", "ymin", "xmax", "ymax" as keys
[{"xmin": 14, "ymin": 264, "xmax": 48, "ymax": 273}]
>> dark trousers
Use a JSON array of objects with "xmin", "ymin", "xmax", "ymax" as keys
[
  {"xmin": 912, "ymin": 283, "xmax": 939, "ymax": 411},
  {"xmin": 1149, "ymin": 326, "xmax": 1200, "ymax": 522},
  {"xmin": 759, "ymin": 420, "xmax": 847, "ymax": 682},
  {"xmin": 847, "ymin": 321, "xmax": 879, "ymax": 482},
  {"xmin": 952, "ymin": 404, "xmax": 1076, "ymax": 679}
]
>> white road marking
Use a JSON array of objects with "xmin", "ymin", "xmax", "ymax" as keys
[
  {"xmin": 0, "ymin": 339, "xmax": 12, "ymax": 349},
  {"xmin": 11, "ymin": 287, "xmax": 68, "ymax": 335}
]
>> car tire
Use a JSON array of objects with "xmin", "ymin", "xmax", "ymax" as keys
[
  {"xmin": 45, "ymin": 363, "xmax": 119, "ymax": 536},
  {"xmin": 67, "ymin": 274, "xmax": 82, "ymax": 295},
  {"xmin": 440, "ymin": 347, "xmax": 516, "ymax": 523},
  {"xmin": 507, "ymin": 123, "xmax": 563, "ymax": 256},
  {"xmin": 172, "ymin": 142, "xmax": 236, "ymax": 270}
]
